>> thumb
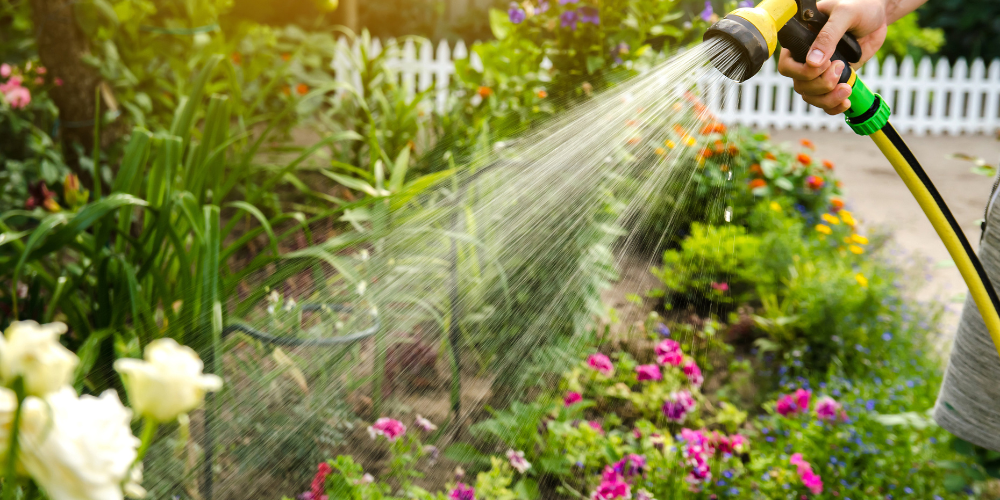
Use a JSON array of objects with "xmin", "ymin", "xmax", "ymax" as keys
[{"xmin": 806, "ymin": 10, "xmax": 854, "ymax": 67}]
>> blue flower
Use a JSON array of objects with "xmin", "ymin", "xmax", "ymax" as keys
[
  {"xmin": 762, "ymin": 472, "xmax": 770, "ymax": 481},
  {"xmin": 699, "ymin": 0, "xmax": 714, "ymax": 21},
  {"xmin": 656, "ymin": 323, "xmax": 670, "ymax": 336},
  {"xmin": 508, "ymin": 3, "xmax": 526, "ymax": 24},
  {"xmin": 723, "ymin": 470, "xmax": 734, "ymax": 479},
  {"xmin": 882, "ymin": 332, "xmax": 893, "ymax": 341},
  {"xmin": 865, "ymin": 400, "xmax": 876, "ymax": 411},
  {"xmin": 766, "ymin": 436, "xmax": 775, "ymax": 442},
  {"xmin": 904, "ymin": 487, "xmax": 913, "ymax": 494},
  {"xmin": 728, "ymin": 487, "xmax": 739, "ymax": 495},
  {"xmin": 905, "ymin": 380, "xmax": 915, "ymax": 388}
]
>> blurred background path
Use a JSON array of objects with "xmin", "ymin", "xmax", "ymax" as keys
[{"xmin": 768, "ymin": 129, "xmax": 999, "ymax": 342}]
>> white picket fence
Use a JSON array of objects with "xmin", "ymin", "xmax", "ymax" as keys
[{"xmin": 330, "ymin": 37, "xmax": 1000, "ymax": 136}]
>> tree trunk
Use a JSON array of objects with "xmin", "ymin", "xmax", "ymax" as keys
[{"xmin": 30, "ymin": 0, "xmax": 119, "ymax": 191}]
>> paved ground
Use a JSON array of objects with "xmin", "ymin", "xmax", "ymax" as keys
[{"xmin": 768, "ymin": 128, "xmax": 1000, "ymax": 340}]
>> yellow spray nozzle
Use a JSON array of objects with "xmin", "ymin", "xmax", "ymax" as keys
[{"xmin": 702, "ymin": 0, "xmax": 796, "ymax": 81}]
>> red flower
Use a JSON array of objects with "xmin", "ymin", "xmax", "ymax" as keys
[
  {"xmin": 806, "ymin": 175, "xmax": 825, "ymax": 190},
  {"xmin": 830, "ymin": 197, "xmax": 844, "ymax": 211}
]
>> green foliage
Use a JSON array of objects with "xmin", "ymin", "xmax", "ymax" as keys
[
  {"xmin": 651, "ymin": 223, "xmax": 762, "ymax": 305},
  {"xmin": 877, "ymin": 12, "xmax": 945, "ymax": 62},
  {"xmin": 918, "ymin": 0, "xmax": 1000, "ymax": 62}
]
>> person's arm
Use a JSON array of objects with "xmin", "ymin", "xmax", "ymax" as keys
[{"xmin": 776, "ymin": 0, "xmax": 928, "ymax": 115}]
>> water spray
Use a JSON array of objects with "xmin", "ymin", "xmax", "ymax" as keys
[{"xmin": 703, "ymin": 0, "xmax": 1000, "ymax": 362}]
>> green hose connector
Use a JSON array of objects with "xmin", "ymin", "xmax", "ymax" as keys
[{"xmin": 843, "ymin": 72, "xmax": 891, "ymax": 136}]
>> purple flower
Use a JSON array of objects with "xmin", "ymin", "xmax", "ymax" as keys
[
  {"xmin": 558, "ymin": 0, "xmax": 577, "ymax": 4},
  {"xmin": 506, "ymin": 449, "xmax": 531, "ymax": 473},
  {"xmin": 663, "ymin": 390, "xmax": 695, "ymax": 422},
  {"xmin": 635, "ymin": 364, "xmax": 662, "ymax": 382},
  {"xmin": 537, "ymin": 0, "xmax": 550, "ymax": 13},
  {"xmin": 560, "ymin": 10, "xmax": 578, "ymax": 29},
  {"xmin": 700, "ymin": 0, "xmax": 714, "ymax": 21},
  {"xmin": 578, "ymin": 6, "xmax": 599, "ymax": 24},
  {"xmin": 655, "ymin": 322, "xmax": 669, "ymax": 336},
  {"xmin": 508, "ymin": 2, "xmax": 527, "ymax": 24},
  {"xmin": 738, "ymin": 0, "xmax": 753, "ymax": 7},
  {"xmin": 415, "ymin": 414, "xmax": 437, "ymax": 432},
  {"xmin": 587, "ymin": 353, "xmax": 614, "ymax": 375},
  {"xmin": 449, "ymin": 483, "xmax": 476, "ymax": 500}
]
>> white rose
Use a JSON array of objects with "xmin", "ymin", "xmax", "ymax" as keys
[
  {"xmin": 18, "ymin": 387, "xmax": 140, "ymax": 500},
  {"xmin": 0, "ymin": 321, "xmax": 78, "ymax": 396},
  {"xmin": 113, "ymin": 338, "xmax": 223, "ymax": 422}
]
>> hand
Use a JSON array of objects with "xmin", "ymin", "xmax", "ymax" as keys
[{"xmin": 777, "ymin": 0, "xmax": 889, "ymax": 115}]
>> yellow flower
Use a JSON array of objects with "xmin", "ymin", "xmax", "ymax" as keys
[
  {"xmin": 655, "ymin": 147, "xmax": 666, "ymax": 156},
  {"xmin": 821, "ymin": 213, "xmax": 840, "ymax": 225},
  {"xmin": 850, "ymin": 234, "xmax": 868, "ymax": 245},
  {"xmin": 665, "ymin": 140, "xmax": 676, "ymax": 149},
  {"xmin": 684, "ymin": 136, "xmax": 696, "ymax": 147},
  {"xmin": 849, "ymin": 245, "xmax": 864, "ymax": 254},
  {"xmin": 840, "ymin": 210, "xmax": 856, "ymax": 226},
  {"xmin": 855, "ymin": 273, "xmax": 868, "ymax": 287},
  {"xmin": 815, "ymin": 224, "xmax": 832, "ymax": 235},
  {"xmin": 770, "ymin": 201, "xmax": 781, "ymax": 212}
]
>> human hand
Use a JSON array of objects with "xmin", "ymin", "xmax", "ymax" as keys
[{"xmin": 777, "ymin": 0, "xmax": 889, "ymax": 115}]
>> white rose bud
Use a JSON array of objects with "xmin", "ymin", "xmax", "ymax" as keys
[
  {"xmin": 17, "ymin": 387, "xmax": 140, "ymax": 500},
  {"xmin": 0, "ymin": 321, "xmax": 78, "ymax": 396},
  {"xmin": 113, "ymin": 338, "xmax": 223, "ymax": 422}
]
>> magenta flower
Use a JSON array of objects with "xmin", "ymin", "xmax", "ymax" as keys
[
  {"xmin": 663, "ymin": 390, "xmax": 695, "ymax": 422},
  {"xmin": 680, "ymin": 431, "xmax": 713, "ymax": 484},
  {"xmin": 586, "ymin": 420, "xmax": 605, "ymax": 434},
  {"xmin": 506, "ymin": 449, "xmax": 531, "ymax": 473},
  {"xmin": 655, "ymin": 339, "xmax": 683, "ymax": 366},
  {"xmin": 0, "ymin": 64, "xmax": 10, "ymax": 78},
  {"xmin": 682, "ymin": 359, "xmax": 704, "ymax": 387},
  {"xmin": 699, "ymin": 0, "xmax": 714, "ymax": 21},
  {"xmin": 730, "ymin": 434, "xmax": 748, "ymax": 453},
  {"xmin": 790, "ymin": 454, "xmax": 823, "ymax": 494},
  {"xmin": 710, "ymin": 282, "xmax": 729, "ymax": 292},
  {"xmin": 794, "ymin": 388, "xmax": 812, "ymax": 411},
  {"xmin": 578, "ymin": 6, "xmax": 599, "ymax": 24},
  {"xmin": 775, "ymin": 394, "xmax": 797, "ymax": 416},
  {"xmin": 612, "ymin": 453, "xmax": 646, "ymax": 479},
  {"xmin": 368, "ymin": 417, "xmax": 407, "ymax": 442},
  {"xmin": 564, "ymin": 391, "xmax": 582, "ymax": 406},
  {"xmin": 587, "ymin": 353, "xmax": 614, "ymax": 376},
  {"xmin": 591, "ymin": 470, "xmax": 631, "ymax": 499},
  {"xmin": 708, "ymin": 431, "xmax": 732, "ymax": 455},
  {"xmin": 415, "ymin": 414, "xmax": 437, "ymax": 432},
  {"xmin": 635, "ymin": 364, "xmax": 662, "ymax": 382},
  {"xmin": 814, "ymin": 396, "xmax": 842, "ymax": 421},
  {"xmin": 559, "ymin": 9, "xmax": 578, "ymax": 29},
  {"xmin": 508, "ymin": 2, "xmax": 527, "ymax": 23},
  {"xmin": 449, "ymin": 483, "xmax": 476, "ymax": 500}
]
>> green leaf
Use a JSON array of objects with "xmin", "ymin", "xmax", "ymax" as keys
[
  {"xmin": 489, "ymin": 8, "xmax": 512, "ymax": 40},
  {"xmin": 514, "ymin": 478, "xmax": 539, "ymax": 500},
  {"xmin": 321, "ymin": 171, "xmax": 377, "ymax": 197},
  {"xmin": 73, "ymin": 328, "xmax": 114, "ymax": 390},
  {"xmin": 943, "ymin": 473, "xmax": 968, "ymax": 492},
  {"xmin": 443, "ymin": 443, "xmax": 493, "ymax": 467},
  {"xmin": 586, "ymin": 56, "xmax": 606, "ymax": 74},
  {"xmin": 774, "ymin": 177, "xmax": 795, "ymax": 191}
]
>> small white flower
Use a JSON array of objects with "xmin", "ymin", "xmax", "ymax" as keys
[
  {"xmin": 471, "ymin": 94, "xmax": 483, "ymax": 107},
  {"xmin": 0, "ymin": 321, "xmax": 78, "ymax": 397},
  {"xmin": 415, "ymin": 414, "xmax": 437, "ymax": 432},
  {"xmin": 357, "ymin": 281, "xmax": 367, "ymax": 296},
  {"xmin": 356, "ymin": 473, "xmax": 375, "ymax": 485},
  {"xmin": 114, "ymin": 338, "xmax": 223, "ymax": 423},
  {"xmin": 506, "ymin": 449, "xmax": 531, "ymax": 473}
]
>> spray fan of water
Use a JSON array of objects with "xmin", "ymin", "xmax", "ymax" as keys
[{"xmin": 143, "ymin": 39, "xmax": 750, "ymax": 497}]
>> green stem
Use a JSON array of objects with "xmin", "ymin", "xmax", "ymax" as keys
[
  {"xmin": 134, "ymin": 418, "xmax": 158, "ymax": 465},
  {"xmin": 92, "ymin": 85, "xmax": 103, "ymax": 201},
  {"xmin": 3, "ymin": 379, "xmax": 25, "ymax": 500}
]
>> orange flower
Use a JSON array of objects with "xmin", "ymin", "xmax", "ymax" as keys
[
  {"xmin": 626, "ymin": 120, "xmax": 639, "ymax": 127},
  {"xmin": 701, "ymin": 123, "xmax": 726, "ymax": 135},
  {"xmin": 673, "ymin": 125, "xmax": 686, "ymax": 135},
  {"xmin": 699, "ymin": 148, "xmax": 714, "ymax": 159},
  {"xmin": 728, "ymin": 144, "xmax": 739, "ymax": 155},
  {"xmin": 764, "ymin": 152, "xmax": 776, "ymax": 160},
  {"xmin": 720, "ymin": 164, "xmax": 729, "ymax": 172},
  {"xmin": 231, "ymin": 52, "xmax": 242, "ymax": 65},
  {"xmin": 823, "ymin": 160, "xmax": 834, "ymax": 170},
  {"xmin": 749, "ymin": 179, "xmax": 767, "ymax": 189},
  {"xmin": 830, "ymin": 197, "xmax": 844, "ymax": 211},
  {"xmin": 627, "ymin": 137, "xmax": 642, "ymax": 145},
  {"xmin": 477, "ymin": 86, "xmax": 493, "ymax": 98},
  {"xmin": 654, "ymin": 147, "xmax": 666, "ymax": 156},
  {"xmin": 800, "ymin": 138, "xmax": 815, "ymax": 150},
  {"xmin": 281, "ymin": 53, "xmax": 292, "ymax": 62},
  {"xmin": 714, "ymin": 140, "xmax": 725, "ymax": 154},
  {"xmin": 797, "ymin": 153, "xmax": 812, "ymax": 165},
  {"xmin": 537, "ymin": 90, "xmax": 548, "ymax": 98},
  {"xmin": 673, "ymin": 102, "xmax": 683, "ymax": 111},
  {"xmin": 749, "ymin": 163, "xmax": 762, "ymax": 175},
  {"xmin": 296, "ymin": 83, "xmax": 309, "ymax": 95}
]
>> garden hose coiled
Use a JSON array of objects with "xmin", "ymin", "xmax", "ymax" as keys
[{"xmin": 703, "ymin": 0, "xmax": 1000, "ymax": 362}]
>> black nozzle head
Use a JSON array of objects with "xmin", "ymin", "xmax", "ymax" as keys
[{"xmin": 703, "ymin": 15, "xmax": 770, "ymax": 82}]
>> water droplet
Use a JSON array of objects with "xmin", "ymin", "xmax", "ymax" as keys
[{"xmin": 724, "ymin": 206, "xmax": 733, "ymax": 222}]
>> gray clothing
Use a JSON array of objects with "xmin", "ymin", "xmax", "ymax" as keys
[{"xmin": 933, "ymin": 171, "xmax": 1000, "ymax": 452}]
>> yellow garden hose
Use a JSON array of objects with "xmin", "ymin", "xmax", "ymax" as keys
[{"xmin": 870, "ymin": 125, "xmax": 1000, "ymax": 360}]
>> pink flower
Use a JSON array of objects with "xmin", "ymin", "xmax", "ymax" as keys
[
  {"xmin": 506, "ymin": 449, "xmax": 531, "ymax": 473},
  {"xmin": 564, "ymin": 391, "xmax": 582, "ymax": 406},
  {"xmin": 449, "ymin": 483, "xmax": 476, "ymax": 500},
  {"xmin": 635, "ymin": 489, "xmax": 654, "ymax": 500},
  {"xmin": 776, "ymin": 394, "xmax": 797, "ymax": 416},
  {"xmin": 794, "ymin": 388, "xmax": 812, "ymax": 411},
  {"xmin": 814, "ymin": 396, "xmax": 842, "ymax": 422},
  {"xmin": 790, "ymin": 454, "xmax": 823, "ymax": 495},
  {"xmin": 586, "ymin": 420, "xmax": 605, "ymax": 434},
  {"xmin": 682, "ymin": 359, "xmax": 704, "ymax": 387},
  {"xmin": 635, "ymin": 364, "xmax": 662, "ymax": 381},
  {"xmin": 368, "ymin": 417, "xmax": 407, "ymax": 442},
  {"xmin": 591, "ymin": 470, "xmax": 631, "ymax": 499},
  {"xmin": 611, "ymin": 453, "xmax": 646, "ymax": 479},
  {"xmin": 587, "ymin": 353, "xmax": 614, "ymax": 376},
  {"xmin": 54, "ymin": 78, "xmax": 63, "ymax": 86},
  {"xmin": 730, "ymin": 434, "xmax": 748, "ymax": 453},
  {"xmin": 309, "ymin": 462, "xmax": 332, "ymax": 500},
  {"xmin": 710, "ymin": 282, "xmax": 729, "ymax": 292},
  {"xmin": 35, "ymin": 66, "xmax": 46, "ymax": 75},
  {"xmin": 3, "ymin": 86, "xmax": 30, "ymax": 109},
  {"xmin": 790, "ymin": 453, "xmax": 806, "ymax": 467},
  {"xmin": 415, "ymin": 414, "xmax": 437, "ymax": 432},
  {"xmin": 0, "ymin": 64, "xmax": 9, "ymax": 78},
  {"xmin": 708, "ymin": 431, "xmax": 732, "ymax": 455},
  {"xmin": 655, "ymin": 339, "xmax": 683, "ymax": 366}
]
